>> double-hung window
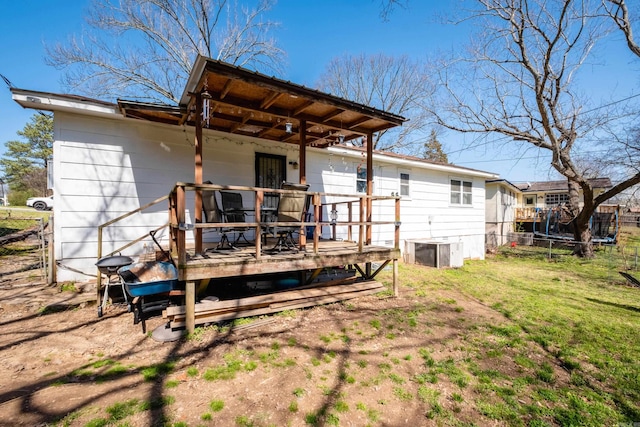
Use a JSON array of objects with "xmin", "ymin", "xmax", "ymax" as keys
[
  {"xmin": 450, "ymin": 179, "xmax": 472, "ymax": 205},
  {"xmin": 399, "ymin": 172, "xmax": 410, "ymax": 197}
]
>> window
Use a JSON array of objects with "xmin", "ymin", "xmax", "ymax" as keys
[
  {"xmin": 356, "ymin": 165, "xmax": 367, "ymax": 193},
  {"xmin": 400, "ymin": 172, "xmax": 410, "ymax": 196},
  {"xmin": 545, "ymin": 193, "xmax": 569, "ymax": 206},
  {"xmin": 450, "ymin": 179, "xmax": 472, "ymax": 205},
  {"xmin": 524, "ymin": 195, "xmax": 536, "ymax": 206}
]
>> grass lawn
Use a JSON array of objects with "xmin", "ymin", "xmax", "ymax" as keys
[
  {"xmin": 3, "ymin": 230, "xmax": 639, "ymax": 426},
  {"xmin": 390, "ymin": 243, "xmax": 640, "ymax": 425}
]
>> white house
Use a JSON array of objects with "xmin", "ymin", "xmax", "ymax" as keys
[{"xmin": 12, "ymin": 58, "xmax": 497, "ymax": 283}]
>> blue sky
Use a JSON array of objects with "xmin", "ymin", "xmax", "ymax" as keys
[{"xmin": 1, "ymin": 0, "xmax": 638, "ymax": 182}]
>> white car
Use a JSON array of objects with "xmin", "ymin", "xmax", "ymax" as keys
[{"xmin": 26, "ymin": 195, "xmax": 53, "ymax": 211}]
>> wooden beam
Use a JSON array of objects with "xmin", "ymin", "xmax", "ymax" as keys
[
  {"xmin": 219, "ymin": 78, "xmax": 234, "ymax": 99},
  {"xmin": 186, "ymin": 281, "xmax": 196, "ymax": 334},
  {"xmin": 299, "ymin": 119, "xmax": 307, "ymax": 184},
  {"xmin": 393, "ymin": 258, "xmax": 398, "ymax": 297},
  {"xmin": 299, "ymin": 119, "xmax": 307, "ymax": 250},
  {"xmin": 366, "ymin": 133, "xmax": 373, "ymax": 246},
  {"xmin": 195, "ymin": 93, "xmax": 203, "ymax": 254},
  {"xmin": 260, "ymin": 91, "xmax": 283, "ymax": 109},
  {"xmin": 293, "ymin": 100, "xmax": 315, "ymax": 116},
  {"xmin": 366, "ymin": 132, "xmax": 373, "ymax": 277}
]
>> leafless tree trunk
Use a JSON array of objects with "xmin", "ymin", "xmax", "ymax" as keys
[
  {"xmin": 46, "ymin": 0, "xmax": 285, "ymax": 104},
  {"xmin": 427, "ymin": 0, "xmax": 640, "ymax": 257},
  {"xmin": 317, "ymin": 53, "xmax": 434, "ymax": 153}
]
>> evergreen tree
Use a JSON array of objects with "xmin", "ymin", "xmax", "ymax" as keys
[
  {"xmin": 0, "ymin": 114, "xmax": 53, "ymax": 201},
  {"xmin": 423, "ymin": 130, "xmax": 448, "ymax": 163}
]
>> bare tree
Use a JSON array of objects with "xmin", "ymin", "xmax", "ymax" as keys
[
  {"xmin": 317, "ymin": 53, "xmax": 434, "ymax": 154},
  {"xmin": 427, "ymin": 0, "xmax": 640, "ymax": 257},
  {"xmin": 46, "ymin": 0, "xmax": 285, "ymax": 104}
]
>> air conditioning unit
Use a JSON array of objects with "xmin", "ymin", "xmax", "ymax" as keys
[{"xmin": 404, "ymin": 240, "xmax": 464, "ymax": 268}]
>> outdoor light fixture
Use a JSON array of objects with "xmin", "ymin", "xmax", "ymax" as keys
[
  {"xmin": 201, "ymin": 85, "xmax": 212, "ymax": 127},
  {"xmin": 285, "ymin": 121, "xmax": 293, "ymax": 134},
  {"xmin": 330, "ymin": 209, "xmax": 338, "ymax": 225}
]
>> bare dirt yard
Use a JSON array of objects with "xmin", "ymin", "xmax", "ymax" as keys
[{"xmin": 0, "ymin": 260, "xmax": 573, "ymax": 427}]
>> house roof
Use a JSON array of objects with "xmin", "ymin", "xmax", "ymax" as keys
[
  {"xmin": 118, "ymin": 55, "xmax": 407, "ymax": 148},
  {"xmin": 516, "ymin": 178, "xmax": 612, "ymax": 193},
  {"xmin": 486, "ymin": 178, "xmax": 523, "ymax": 192},
  {"xmin": 336, "ymin": 145, "xmax": 498, "ymax": 178}
]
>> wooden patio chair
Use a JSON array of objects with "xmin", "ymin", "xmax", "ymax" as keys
[{"xmin": 264, "ymin": 182, "xmax": 310, "ymax": 252}]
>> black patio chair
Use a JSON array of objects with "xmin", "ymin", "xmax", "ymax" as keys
[
  {"xmin": 220, "ymin": 191, "xmax": 252, "ymax": 247},
  {"xmin": 202, "ymin": 188, "xmax": 236, "ymax": 251}
]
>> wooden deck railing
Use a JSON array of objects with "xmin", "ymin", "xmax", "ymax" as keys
[{"xmin": 169, "ymin": 182, "xmax": 401, "ymax": 266}]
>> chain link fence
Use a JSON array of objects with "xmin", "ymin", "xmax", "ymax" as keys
[
  {"xmin": 490, "ymin": 234, "xmax": 640, "ymax": 285},
  {"xmin": 0, "ymin": 213, "xmax": 48, "ymax": 282}
]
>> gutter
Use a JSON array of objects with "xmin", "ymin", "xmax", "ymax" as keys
[{"xmin": 325, "ymin": 146, "xmax": 499, "ymax": 179}]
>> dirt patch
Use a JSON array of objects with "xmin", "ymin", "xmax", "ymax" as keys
[{"xmin": 0, "ymin": 270, "xmax": 571, "ymax": 426}]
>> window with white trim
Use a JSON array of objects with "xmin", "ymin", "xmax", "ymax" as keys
[
  {"xmin": 545, "ymin": 193, "xmax": 569, "ymax": 206},
  {"xmin": 450, "ymin": 179, "xmax": 472, "ymax": 205},
  {"xmin": 399, "ymin": 172, "xmax": 410, "ymax": 197}
]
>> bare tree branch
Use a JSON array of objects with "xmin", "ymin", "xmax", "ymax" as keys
[
  {"xmin": 317, "ymin": 53, "xmax": 434, "ymax": 154},
  {"xmin": 45, "ymin": 0, "xmax": 285, "ymax": 104},
  {"xmin": 428, "ymin": 0, "xmax": 640, "ymax": 256}
]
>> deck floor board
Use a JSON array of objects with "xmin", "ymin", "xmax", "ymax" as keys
[{"xmin": 178, "ymin": 239, "xmax": 399, "ymax": 281}]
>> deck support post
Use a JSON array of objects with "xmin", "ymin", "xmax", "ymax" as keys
[
  {"xmin": 393, "ymin": 258, "xmax": 398, "ymax": 297},
  {"xmin": 366, "ymin": 132, "xmax": 373, "ymax": 278},
  {"xmin": 299, "ymin": 120, "xmax": 307, "ymax": 250},
  {"xmin": 186, "ymin": 280, "xmax": 196, "ymax": 334},
  {"xmin": 194, "ymin": 92, "xmax": 203, "ymax": 254}
]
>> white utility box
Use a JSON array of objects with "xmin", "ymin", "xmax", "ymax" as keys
[{"xmin": 403, "ymin": 240, "xmax": 464, "ymax": 268}]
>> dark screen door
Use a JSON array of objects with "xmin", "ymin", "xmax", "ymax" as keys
[{"xmin": 255, "ymin": 153, "xmax": 286, "ymax": 209}]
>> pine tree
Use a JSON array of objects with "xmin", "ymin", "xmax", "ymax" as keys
[
  {"xmin": 423, "ymin": 130, "xmax": 448, "ymax": 163},
  {"xmin": 0, "ymin": 114, "xmax": 53, "ymax": 201}
]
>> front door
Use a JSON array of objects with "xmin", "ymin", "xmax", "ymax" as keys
[{"xmin": 255, "ymin": 153, "xmax": 286, "ymax": 209}]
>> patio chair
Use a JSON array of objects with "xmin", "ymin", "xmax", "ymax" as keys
[
  {"xmin": 220, "ymin": 191, "xmax": 252, "ymax": 246},
  {"xmin": 202, "ymin": 188, "xmax": 235, "ymax": 251},
  {"xmin": 264, "ymin": 182, "xmax": 310, "ymax": 252}
]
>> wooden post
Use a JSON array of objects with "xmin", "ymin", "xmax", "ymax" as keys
[
  {"xmin": 366, "ymin": 132, "xmax": 373, "ymax": 245},
  {"xmin": 348, "ymin": 202, "xmax": 353, "ymax": 242},
  {"xmin": 366, "ymin": 132, "xmax": 373, "ymax": 277},
  {"xmin": 299, "ymin": 119, "xmax": 307, "ymax": 185},
  {"xmin": 299, "ymin": 120, "xmax": 307, "ymax": 250},
  {"xmin": 331, "ymin": 202, "xmax": 337, "ymax": 240},
  {"xmin": 176, "ymin": 185, "xmax": 186, "ymax": 266},
  {"xmin": 169, "ymin": 190, "xmax": 178, "ymax": 261},
  {"xmin": 358, "ymin": 196, "xmax": 364, "ymax": 253},
  {"xmin": 313, "ymin": 193, "xmax": 320, "ymax": 254},
  {"xmin": 96, "ymin": 224, "xmax": 103, "ymax": 306},
  {"xmin": 186, "ymin": 281, "xmax": 196, "ymax": 334},
  {"xmin": 395, "ymin": 196, "xmax": 400, "ymax": 251},
  {"xmin": 194, "ymin": 93, "xmax": 203, "ymax": 254},
  {"xmin": 255, "ymin": 190, "xmax": 263, "ymax": 260},
  {"xmin": 393, "ymin": 259, "xmax": 399, "ymax": 297}
]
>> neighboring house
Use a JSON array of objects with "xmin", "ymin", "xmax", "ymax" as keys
[
  {"xmin": 12, "ymin": 59, "xmax": 497, "ymax": 283},
  {"xmin": 485, "ymin": 179, "xmax": 520, "ymax": 247},
  {"xmin": 515, "ymin": 178, "xmax": 612, "ymax": 215},
  {"xmin": 486, "ymin": 177, "xmax": 615, "ymax": 246}
]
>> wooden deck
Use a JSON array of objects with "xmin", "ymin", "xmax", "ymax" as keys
[
  {"xmin": 180, "ymin": 239, "xmax": 400, "ymax": 281},
  {"xmin": 99, "ymin": 182, "xmax": 401, "ymax": 333}
]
